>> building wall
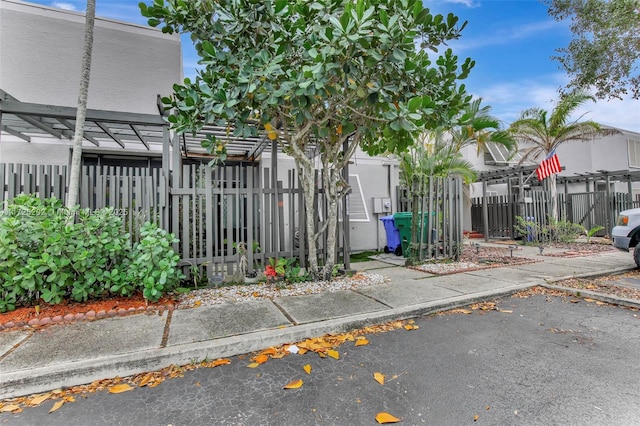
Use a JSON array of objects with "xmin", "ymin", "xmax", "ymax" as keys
[
  {"xmin": 0, "ymin": 0, "xmax": 182, "ymax": 164},
  {"xmin": 262, "ymin": 147, "xmax": 400, "ymax": 253},
  {"xmin": 556, "ymin": 132, "xmax": 632, "ymax": 176},
  {"xmin": 0, "ymin": 0, "xmax": 182, "ymax": 112}
]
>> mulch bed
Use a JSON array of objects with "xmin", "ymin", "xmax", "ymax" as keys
[
  {"xmin": 551, "ymin": 270, "xmax": 640, "ymax": 302},
  {"xmin": 540, "ymin": 242, "xmax": 616, "ymax": 257},
  {"xmin": 412, "ymin": 242, "xmax": 614, "ymax": 275},
  {"xmin": 411, "ymin": 246, "xmax": 541, "ymax": 275}
]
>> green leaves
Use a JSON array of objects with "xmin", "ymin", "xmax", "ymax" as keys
[
  {"xmin": 128, "ymin": 222, "xmax": 184, "ymax": 303},
  {"xmin": 0, "ymin": 196, "xmax": 184, "ymax": 311}
]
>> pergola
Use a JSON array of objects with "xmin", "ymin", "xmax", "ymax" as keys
[
  {"xmin": 0, "ymin": 89, "xmax": 274, "ymax": 165},
  {"xmin": 472, "ymin": 165, "xmax": 640, "ymax": 240}
]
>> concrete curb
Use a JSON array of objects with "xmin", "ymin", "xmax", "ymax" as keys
[
  {"xmin": 544, "ymin": 265, "xmax": 637, "ymax": 283},
  {"xmin": 0, "ymin": 283, "xmax": 533, "ymax": 400},
  {"xmin": 541, "ymin": 283, "xmax": 640, "ymax": 310}
]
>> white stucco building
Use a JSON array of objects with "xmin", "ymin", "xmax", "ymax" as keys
[{"xmin": 0, "ymin": 0, "xmax": 182, "ymax": 165}]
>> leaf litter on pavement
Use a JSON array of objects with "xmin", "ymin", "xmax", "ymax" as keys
[{"xmin": 0, "ymin": 296, "xmax": 529, "ymax": 421}]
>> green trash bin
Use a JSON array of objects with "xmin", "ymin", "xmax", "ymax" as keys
[{"xmin": 392, "ymin": 212, "xmax": 433, "ymax": 258}]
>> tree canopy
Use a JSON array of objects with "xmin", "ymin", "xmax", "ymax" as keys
[
  {"xmin": 545, "ymin": 0, "xmax": 640, "ymax": 100},
  {"xmin": 141, "ymin": 0, "xmax": 475, "ymax": 278}
]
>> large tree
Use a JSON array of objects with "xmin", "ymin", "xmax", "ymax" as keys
[
  {"xmin": 141, "ymin": 0, "xmax": 474, "ymax": 280},
  {"xmin": 545, "ymin": 0, "xmax": 640, "ymax": 100},
  {"xmin": 66, "ymin": 0, "xmax": 96, "ymax": 209},
  {"xmin": 508, "ymin": 90, "xmax": 615, "ymax": 221}
]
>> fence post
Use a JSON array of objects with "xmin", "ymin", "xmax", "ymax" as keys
[{"xmin": 482, "ymin": 180, "xmax": 489, "ymax": 241}]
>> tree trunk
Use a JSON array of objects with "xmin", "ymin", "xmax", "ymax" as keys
[
  {"xmin": 319, "ymin": 166, "xmax": 341, "ymax": 281},
  {"xmin": 66, "ymin": 0, "xmax": 95, "ymax": 209},
  {"xmin": 296, "ymin": 158, "xmax": 320, "ymax": 278}
]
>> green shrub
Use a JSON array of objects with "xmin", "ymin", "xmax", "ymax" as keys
[
  {"xmin": 514, "ymin": 215, "xmax": 585, "ymax": 244},
  {"xmin": 0, "ymin": 195, "xmax": 184, "ymax": 312},
  {"xmin": 129, "ymin": 222, "xmax": 184, "ymax": 302}
]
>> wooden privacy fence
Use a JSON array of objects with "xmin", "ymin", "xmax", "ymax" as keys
[
  {"xmin": 0, "ymin": 163, "xmax": 68, "ymax": 204},
  {"xmin": 396, "ymin": 177, "xmax": 464, "ymax": 260},
  {"xmin": 0, "ymin": 162, "xmax": 167, "ymax": 240},
  {"xmin": 1, "ymin": 161, "xmax": 347, "ymax": 278},
  {"xmin": 471, "ymin": 191, "xmax": 640, "ymax": 239},
  {"xmin": 171, "ymin": 163, "xmax": 346, "ymax": 279},
  {"xmin": 79, "ymin": 164, "xmax": 167, "ymax": 240}
]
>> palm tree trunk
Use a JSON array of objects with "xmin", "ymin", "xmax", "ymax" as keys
[{"xmin": 66, "ymin": 0, "xmax": 95, "ymax": 209}]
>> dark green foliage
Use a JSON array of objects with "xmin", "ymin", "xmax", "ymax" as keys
[{"xmin": 0, "ymin": 195, "xmax": 184, "ymax": 312}]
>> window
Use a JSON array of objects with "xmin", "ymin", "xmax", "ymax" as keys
[
  {"xmin": 484, "ymin": 142, "xmax": 522, "ymax": 165},
  {"xmin": 628, "ymin": 139, "xmax": 640, "ymax": 168}
]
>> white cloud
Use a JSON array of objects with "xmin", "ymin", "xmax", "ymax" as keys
[
  {"xmin": 575, "ymin": 97, "xmax": 640, "ymax": 133},
  {"xmin": 443, "ymin": 0, "xmax": 480, "ymax": 7},
  {"xmin": 449, "ymin": 20, "xmax": 562, "ymax": 52},
  {"xmin": 52, "ymin": 2, "xmax": 76, "ymax": 11}
]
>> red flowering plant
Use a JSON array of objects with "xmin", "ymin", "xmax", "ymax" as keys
[{"xmin": 265, "ymin": 258, "xmax": 286, "ymax": 284}]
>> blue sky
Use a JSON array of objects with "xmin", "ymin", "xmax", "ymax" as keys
[{"xmin": 34, "ymin": 0, "xmax": 640, "ymax": 132}]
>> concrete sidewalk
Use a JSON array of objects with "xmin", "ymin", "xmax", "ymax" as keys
[{"xmin": 0, "ymin": 245, "xmax": 636, "ymax": 400}]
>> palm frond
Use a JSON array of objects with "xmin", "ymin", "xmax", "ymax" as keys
[{"xmin": 549, "ymin": 91, "xmax": 596, "ymax": 133}]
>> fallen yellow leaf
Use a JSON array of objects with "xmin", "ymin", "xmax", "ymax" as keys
[
  {"xmin": 0, "ymin": 404, "xmax": 22, "ymax": 413},
  {"xmin": 283, "ymin": 379, "xmax": 303, "ymax": 389},
  {"xmin": 474, "ymin": 414, "xmax": 479, "ymax": 421},
  {"xmin": 247, "ymin": 362, "xmax": 260, "ymax": 368},
  {"xmin": 28, "ymin": 392, "xmax": 52, "ymax": 406},
  {"xmin": 138, "ymin": 373, "xmax": 154, "ymax": 387},
  {"xmin": 108, "ymin": 383, "xmax": 134, "ymax": 394},
  {"xmin": 212, "ymin": 358, "xmax": 231, "ymax": 367},
  {"xmin": 327, "ymin": 349, "xmax": 340, "ymax": 360},
  {"xmin": 255, "ymin": 354, "xmax": 269, "ymax": 364},
  {"xmin": 374, "ymin": 372, "xmax": 385, "ymax": 385},
  {"xmin": 355, "ymin": 338, "xmax": 369, "ymax": 346},
  {"xmin": 403, "ymin": 324, "xmax": 418, "ymax": 330},
  {"xmin": 451, "ymin": 308, "xmax": 473, "ymax": 314},
  {"xmin": 49, "ymin": 400, "xmax": 65, "ymax": 413},
  {"xmin": 261, "ymin": 348, "xmax": 278, "ymax": 356},
  {"xmin": 303, "ymin": 364, "xmax": 312, "ymax": 374},
  {"xmin": 375, "ymin": 411, "xmax": 401, "ymax": 423},
  {"xmin": 584, "ymin": 298, "xmax": 597, "ymax": 303}
]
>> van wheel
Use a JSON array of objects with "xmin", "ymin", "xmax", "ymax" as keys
[{"xmin": 634, "ymin": 245, "xmax": 640, "ymax": 269}]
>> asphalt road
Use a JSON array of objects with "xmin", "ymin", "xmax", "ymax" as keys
[{"xmin": 3, "ymin": 294, "xmax": 640, "ymax": 425}]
